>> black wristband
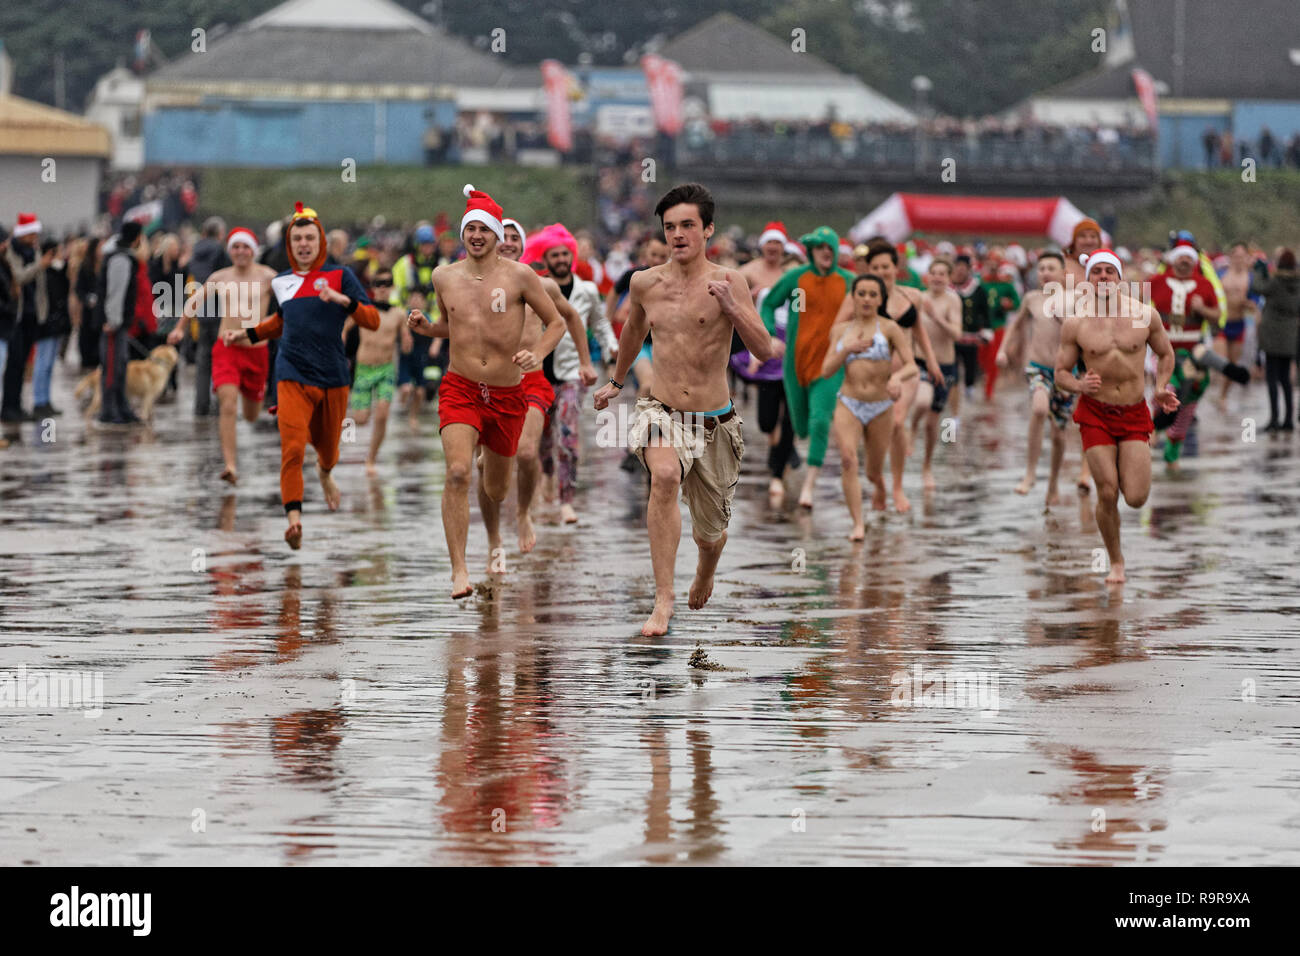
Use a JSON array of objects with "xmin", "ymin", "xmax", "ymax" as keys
[
  {"xmin": 346, "ymin": 296, "xmax": 359, "ymax": 315},
  {"xmin": 246, "ymin": 326, "xmax": 260, "ymax": 344},
  {"xmin": 609, "ymin": 377, "xmax": 624, "ymax": 390}
]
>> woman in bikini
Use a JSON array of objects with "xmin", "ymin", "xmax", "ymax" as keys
[{"xmin": 822, "ymin": 274, "xmax": 917, "ymax": 539}]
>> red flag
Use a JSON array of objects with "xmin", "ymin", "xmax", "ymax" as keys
[
  {"xmin": 540, "ymin": 60, "xmax": 574, "ymax": 153},
  {"xmin": 641, "ymin": 55, "xmax": 685, "ymax": 137},
  {"xmin": 1132, "ymin": 68, "xmax": 1158, "ymax": 131}
]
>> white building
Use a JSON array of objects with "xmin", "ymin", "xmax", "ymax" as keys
[{"xmin": 85, "ymin": 65, "xmax": 145, "ymax": 171}]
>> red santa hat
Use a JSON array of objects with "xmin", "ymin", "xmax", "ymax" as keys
[
  {"xmin": 501, "ymin": 217, "xmax": 527, "ymax": 251},
  {"xmin": 1084, "ymin": 248, "xmax": 1124, "ymax": 280},
  {"xmin": 1165, "ymin": 240, "xmax": 1199, "ymax": 265},
  {"xmin": 460, "ymin": 184, "xmax": 504, "ymax": 242},
  {"xmin": 758, "ymin": 221, "xmax": 789, "ymax": 247},
  {"xmin": 13, "ymin": 212, "xmax": 41, "ymax": 237},
  {"xmin": 226, "ymin": 226, "xmax": 259, "ymax": 256}
]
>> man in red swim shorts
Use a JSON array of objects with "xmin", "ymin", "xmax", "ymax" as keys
[
  {"xmin": 407, "ymin": 186, "xmax": 569, "ymax": 598},
  {"xmin": 188, "ymin": 227, "xmax": 276, "ymax": 485},
  {"xmin": 1054, "ymin": 249, "xmax": 1180, "ymax": 585}
]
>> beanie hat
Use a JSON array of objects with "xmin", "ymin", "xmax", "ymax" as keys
[
  {"xmin": 226, "ymin": 226, "xmax": 259, "ymax": 257},
  {"xmin": 415, "ymin": 224, "xmax": 435, "ymax": 243},
  {"xmin": 460, "ymin": 184, "xmax": 504, "ymax": 243},
  {"xmin": 1070, "ymin": 217, "xmax": 1101, "ymax": 249},
  {"xmin": 1084, "ymin": 248, "xmax": 1123, "ymax": 280},
  {"xmin": 13, "ymin": 213, "xmax": 41, "ymax": 238}
]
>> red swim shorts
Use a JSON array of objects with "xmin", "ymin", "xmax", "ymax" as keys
[
  {"xmin": 520, "ymin": 368, "xmax": 555, "ymax": 416},
  {"xmin": 1073, "ymin": 392, "xmax": 1154, "ymax": 450},
  {"xmin": 438, "ymin": 370, "xmax": 529, "ymax": 457},
  {"xmin": 211, "ymin": 339, "xmax": 269, "ymax": 403}
]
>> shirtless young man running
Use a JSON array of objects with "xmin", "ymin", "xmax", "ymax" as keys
[
  {"xmin": 998, "ymin": 251, "xmax": 1083, "ymax": 505},
  {"xmin": 912, "ymin": 257, "xmax": 963, "ymax": 491},
  {"xmin": 343, "ymin": 269, "xmax": 404, "ymax": 473},
  {"xmin": 407, "ymin": 187, "xmax": 568, "ymax": 598},
  {"xmin": 592, "ymin": 183, "xmax": 775, "ymax": 636},
  {"xmin": 1214, "ymin": 241, "xmax": 1259, "ymax": 408},
  {"xmin": 173, "ymin": 227, "xmax": 275, "ymax": 485},
  {"xmin": 1054, "ymin": 249, "xmax": 1179, "ymax": 584},
  {"xmin": 487, "ymin": 217, "xmax": 597, "ymax": 553}
]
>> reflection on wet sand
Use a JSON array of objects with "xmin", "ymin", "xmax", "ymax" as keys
[{"xmin": 1, "ymin": 368, "xmax": 1296, "ymax": 864}]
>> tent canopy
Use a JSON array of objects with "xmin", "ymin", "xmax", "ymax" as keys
[{"xmin": 850, "ymin": 193, "xmax": 1089, "ymax": 247}]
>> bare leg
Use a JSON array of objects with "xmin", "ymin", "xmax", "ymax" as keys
[
  {"xmin": 642, "ymin": 444, "xmax": 681, "ymax": 636},
  {"xmin": 1046, "ymin": 426, "xmax": 1066, "ymax": 506},
  {"xmin": 285, "ymin": 507, "xmax": 302, "ymax": 549},
  {"xmin": 480, "ymin": 445, "xmax": 514, "ymax": 575},
  {"xmin": 441, "ymin": 423, "xmax": 478, "ymax": 598},
  {"xmin": 217, "ymin": 384, "xmax": 240, "ymax": 484},
  {"xmin": 515, "ymin": 406, "xmax": 544, "ymax": 552},
  {"xmin": 922, "ymin": 409, "xmax": 940, "ymax": 490},
  {"xmin": 1086, "ymin": 444, "xmax": 1126, "ymax": 583},
  {"xmin": 865, "ymin": 401, "xmax": 894, "ymax": 512},
  {"xmin": 1017, "ymin": 390, "xmax": 1048, "ymax": 494},
  {"xmin": 889, "ymin": 375, "xmax": 918, "ymax": 512},
  {"xmin": 1076, "ymin": 428, "xmax": 1092, "ymax": 492},
  {"xmin": 833, "ymin": 404, "xmax": 864, "ymax": 539},
  {"xmin": 407, "ymin": 384, "xmax": 423, "ymax": 429},
  {"xmin": 366, "ymin": 401, "xmax": 388, "ymax": 473}
]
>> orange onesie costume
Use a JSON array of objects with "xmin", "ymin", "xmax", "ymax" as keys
[{"xmin": 247, "ymin": 203, "xmax": 380, "ymax": 514}]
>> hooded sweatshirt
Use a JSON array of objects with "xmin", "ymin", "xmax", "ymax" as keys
[
  {"xmin": 248, "ymin": 207, "xmax": 380, "ymax": 388},
  {"xmin": 760, "ymin": 226, "xmax": 855, "ymax": 387}
]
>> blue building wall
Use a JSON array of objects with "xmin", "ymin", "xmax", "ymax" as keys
[
  {"xmin": 1231, "ymin": 101, "xmax": 1300, "ymax": 154},
  {"xmin": 1159, "ymin": 112, "xmax": 1230, "ymax": 168},
  {"xmin": 1159, "ymin": 101, "xmax": 1300, "ymax": 168},
  {"xmin": 145, "ymin": 98, "xmax": 457, "ymax": 167}
]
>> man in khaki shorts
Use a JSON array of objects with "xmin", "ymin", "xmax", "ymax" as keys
[{"xmin": 593, "ymin": 183, "xmax": 777, "ymax": 636}]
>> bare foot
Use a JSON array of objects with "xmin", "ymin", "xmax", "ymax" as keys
[
  {"xmin": 561, "ymin": 504, "xmax": 578, "ymax": 524},
  {"xmin": 797, "ymin": 482, "xmax": 814, "ymax": 509},
  {"xmin": 767, "ymin": 478, "xmax": 784, "ymax": 509},
  {"xmin": 1105, "ymin": 561, "xmax": 1126, "ymax": 584},
  {"xmin": 284, "ymin": 522, "xmax": 303, "ymax": 550},
  {"xmin": 541, "ymin": 474, "xmax": 557, "ymax": 504},
  {"xmin": 1166, "ymin": 460, "xmax": 1180, "ymax": 474},
  {"xmin": 451, "ymin": 570, "xmax": 473, "ymax": 599},
  {"xmin": 871, "ymin": 482, "xmax": 887, "ymax": 511},
  {"xmin": 922, "ymin": 467, "xmax": 936, "ymax": 491},
  {"xmin": 848, "ymin": 524, "xmax": 865, "ymax": 541},
  {"xmin": 1045, "ymin": 487, "xmax": 1060, "ymax": 507},
  {"xmin": 365, "ymin": 459, "xmax": 378, "ymax": 476},
  {"xmin": 1014, "ymin": 476, "xmax": 1033, "ymax": 495},
  {"xmin": 688, "ymin": 570, "xmax": 715, "ymax": 610},
  {"xmin": 220, "ymin": 466, "xmax": 238, "ymax": 486},
  {"xmin": 894, "ymin": 488, "xmax": 911, "ymax": 513},
  {"xmin": 641, "ymin": 600, "xmax": 674, "ymax": 636},
  {"xmin": 318, "ymin": 467, "xmax": 341, "ymax": 511},
  {"xmin": 518, "ymin": 513, "xmax": 536, "ymax": 553}
]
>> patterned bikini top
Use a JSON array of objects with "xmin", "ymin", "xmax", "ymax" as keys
[{"xmin": 846, "ymin": 327, "xmax": 891, "ymax": 364}]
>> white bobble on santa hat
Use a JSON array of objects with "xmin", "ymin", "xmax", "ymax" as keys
[{"xmin": 460, "ymin": 184, "xmax": 504, "ymax": 242}]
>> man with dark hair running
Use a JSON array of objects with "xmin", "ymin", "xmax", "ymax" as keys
[{"xmin": 593, "ymin": 183, "xmax": 775, "ymax": 636}]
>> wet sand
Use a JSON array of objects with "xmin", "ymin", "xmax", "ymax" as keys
[{"xmin": 1, "ymin": 363, "xmax": 1298, "ymax": 865}]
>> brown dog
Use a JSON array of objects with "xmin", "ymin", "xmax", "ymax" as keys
[{"xmin": 76, "ymin": 344, "xmax": 179, "ymax": 424}]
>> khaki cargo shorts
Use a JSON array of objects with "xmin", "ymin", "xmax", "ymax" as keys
[{"xmin": 628, "ymin": 397, "xmax": 745, "ymax": 542}]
